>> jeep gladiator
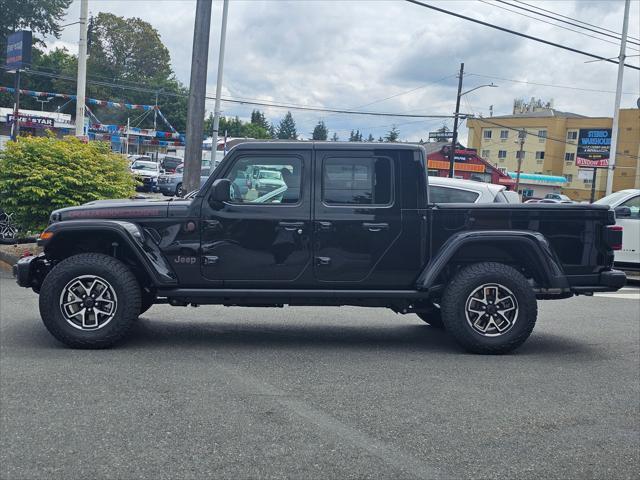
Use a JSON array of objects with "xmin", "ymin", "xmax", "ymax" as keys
[{"xmin": 14, "ymin": 142, "xmax": 626, "ymax": 353}]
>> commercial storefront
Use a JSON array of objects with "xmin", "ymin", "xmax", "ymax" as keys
[
  {"xmin": 0, "ymin": 107, "xmax": 73, "ymax": 148},
  {"xmin": 424, "ymin": 141, "xmax": 514, "ymax": 187}
]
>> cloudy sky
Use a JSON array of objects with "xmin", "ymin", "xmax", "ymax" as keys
[{"xmin": 46, "ymin": 0, "xmax": 640, "ymax": 143}]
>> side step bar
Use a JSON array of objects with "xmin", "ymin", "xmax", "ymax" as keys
[{"xmin": 156, "ymin": 288, "xmax": 432, "ymax": 306}]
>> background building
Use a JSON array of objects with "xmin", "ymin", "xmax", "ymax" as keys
[
  {"xmin": 467, "ymin": 103, "xmax": 640, "ymax": 201},
  {"xmin": 423, "ymin": 141, "xmax": 513, "ymax": 185}
]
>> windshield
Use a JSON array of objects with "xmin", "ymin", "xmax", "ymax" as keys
[
  {"xmin": 594, "ymin": 191, "xmax": 631, "ymax": 206},
  {"xmin": 131, "ymin": 161, "xmax": 157, "ymax": 171}
]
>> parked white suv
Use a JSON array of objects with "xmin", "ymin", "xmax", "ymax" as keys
[
  {"xmin": 595, "ymin": 189, "xmax": 640, "ymax": 273},
  {"xmin": 428, "ymin": 177, "xmax": 520, "ymax": 204}
]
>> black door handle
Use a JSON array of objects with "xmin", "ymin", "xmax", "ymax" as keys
[
  {"xmin": 278, "ymin": 221, "xmax": 304, "ymax": 231},
  {"xmin": 317, "ymin": 221, "xmax": 332, "ymax": 231},
  {"xmin": 362, "ymin": 222, "xmax": 389, "ymax": 232}
]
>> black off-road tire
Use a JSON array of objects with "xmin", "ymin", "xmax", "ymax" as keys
[
  {"xmin": 39, "ymin": 253, "xmax": 141, "ymax": 348},
  {"xmin": 416, "ymin": 309, "xmax": 444, "ymax": 328},
  {"xmin": 440, "ymin": 262, "xmax": 537, "ymax": 354}
]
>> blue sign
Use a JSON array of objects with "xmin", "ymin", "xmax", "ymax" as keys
[{"xmin": 6, "ymin": 31, "xmax": 32, "ymax": 70}]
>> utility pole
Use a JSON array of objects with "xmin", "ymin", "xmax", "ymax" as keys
[
  {"xmin": 448, "ymin": 62, "xmax": 464, "ymax": 178},
  {"xmin": 75, "ymin": 0, "xmax": 89, "ymax": 137},
  {"xmin": 183, "ymin": 0, "xmax": 213, "ymax": 194},
  {"xmin": 211, "ymin": 0, "xmax": 230, "ymax": 165},
  {"xmin": 514, "ymin": 130, "xmax": 526, "ymax": 192},
  {"xmin": 605, "ymin": 0, "xmax": 630, "ymax": 196},
  {"xmin": 10, "ymin": 70, "xmax": 20, "ymax": 141},
  {"xmin": 590, "ymin": 168, "xmax": 598, "ymax": 203}
]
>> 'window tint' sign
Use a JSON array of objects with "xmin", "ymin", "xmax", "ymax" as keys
[
  {"xmin": 6, "ymin": 31, "xmax": 32, "ymax": 70},
  {"xmin": 576, "ymin": 129, "xmax": 611, "ymax": 168}
]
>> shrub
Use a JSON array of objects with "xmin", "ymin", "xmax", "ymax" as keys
[{"xmin": 0, "ymin": 135, "xmax": 136, "ymax": 234}]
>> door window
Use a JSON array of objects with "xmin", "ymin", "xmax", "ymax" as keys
[
  {"xmin": 621, "ymin": 196, "xmax": 640, "ymax": 219},
  {"xmin": 430, "ymin": 186, "xmax": 479, "ymax": 203},
  {"xmin": 322, "ymin": 157, "xmax": 392, "ymax": 206},
  {"xmin": 223, "ymin": 156, "xmax": 302, "ymax": 204}
]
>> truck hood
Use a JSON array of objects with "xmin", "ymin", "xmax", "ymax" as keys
[{"xmin": 50, "ymin": 198, "xmax": 192, "ymax": 222}]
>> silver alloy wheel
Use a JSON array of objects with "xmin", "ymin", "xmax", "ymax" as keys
[
  {"xmin": 464, "ymin": 283, "xmax": 519, "ymax": 337},
  {"xmin": 59, "ymin": 275, "xmax": 118, "ymax": 330}
]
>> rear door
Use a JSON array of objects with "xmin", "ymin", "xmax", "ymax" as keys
[
  {"xmin": 312, "ymin": 149, "xmax": 403, "ymax": 287},
  {"xmin": 616, "ymin": 194, "xmax": 640, "ymax": 265}
]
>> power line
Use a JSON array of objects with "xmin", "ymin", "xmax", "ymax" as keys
[
  {"xmin": 0, "ymin": 67, "xmax": 457, "ymax": 120},
  {"xmin": 496, "ymin": 0, "xmax": 640, "ymax": 47},
  {"xmin": 513, "ymin": 0, "xmax": 640, "ymax": 43},
  {"xmin": 465, "ymin": 72, "xmax": 638, "ymax": 95},
  {"xmin": 404, "ymin": 0, "xmax": 640, "ymax": 70},
  {"xmin": 479, "ymin": 0, "xmax": 640, "ymax": 51}
]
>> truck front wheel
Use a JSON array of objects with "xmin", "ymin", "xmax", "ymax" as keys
[
  {"xmin": 39, "ymin": 253, "xmax": 141, "ymax": 348},
  {"xmin": 441, "ymin": 262, "xmax": 537, "ymax": 354}
]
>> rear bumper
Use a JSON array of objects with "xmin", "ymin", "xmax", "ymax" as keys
[{"xmin": 570, "ymin": 269, "xmax": 626, "ymax": 294}]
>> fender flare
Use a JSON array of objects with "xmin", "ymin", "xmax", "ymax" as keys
[
  {"xmin": 40, "ymin": 220, "xmax": 177, "ymax": 286},
  {"xmin": 417, "ymin": 230, "xmax": 568, "ymax": 290}
]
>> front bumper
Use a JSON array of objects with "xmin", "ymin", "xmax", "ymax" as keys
[{"xmin": 13, "ymin": 254, "xmax": 50, "ymax": 290}]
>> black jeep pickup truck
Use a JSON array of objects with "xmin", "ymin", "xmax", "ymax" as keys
[{"xmin": 14, "ymin": 142, "xmax": 625, "ymax": 353}]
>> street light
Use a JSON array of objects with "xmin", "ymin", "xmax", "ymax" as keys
[
  {"xmin": 448, "ymin": 62, "xmax": 498, "ymax": 177},
  {"xmin": 36, "ymin": 96, "xmax": 54, "ymax": 111}
]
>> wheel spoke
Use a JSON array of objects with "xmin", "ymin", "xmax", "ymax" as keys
[
  {"xmin": 465, "ymin": 283, "xmax": 519, "ymax": 337},
  {"xmin": 59, "ymin": 275, "xmax": 118, "ymax": 331}
]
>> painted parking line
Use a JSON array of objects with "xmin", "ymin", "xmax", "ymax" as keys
[{"xmin": 595, "ymin": 287, "xmax": 640, "ymax": 300}]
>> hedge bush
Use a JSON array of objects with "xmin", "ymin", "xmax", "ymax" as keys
[{"xmin": 0, "ymin": 135, "xmax": 136, "ymax": 234}]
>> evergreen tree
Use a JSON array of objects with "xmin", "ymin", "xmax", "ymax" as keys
[
  {"xmin": 269, "ymin": 123, "xmax": 277, "ymax": 139},
  {"xmin": 384, "ymin": 126, "xmax": 400, "ymax": 142},
  {"xmin": 277, "ymin": 111, "xmax": 297, "ymax": 140},
  {"xmin": 367, "ymin": 133, "xmax": 374, "ymax": 142},
  {"xmin": 312, "ymin": 120, "xmax": 328, "ymax": 140},
  {"xmin": 331, "ymin": 132, "xmax": 339, "ymax": 142},
  {"xmin": 349, "ymin": 130, "xmax": 356, "ymax": 142},
  {"xmin": 377, "ymin": 136, "xmax": 384, "ymax": 142},
  {"xmin": 250, "ymin": 109, "xmax": 270, "ymax": 130}
]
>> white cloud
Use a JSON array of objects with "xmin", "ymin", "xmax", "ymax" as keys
[{"xmin": 46, "ymin": 0, "xmax": 640, "ymax": 142}]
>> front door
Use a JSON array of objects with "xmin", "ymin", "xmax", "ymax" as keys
[
  {"xmin": 313, "ymin": 150, "xmax": 403, "ymax": 287},
  {"xmin": 616, "ymin": 194, "xmax": 640, "ymax": 265},
  {"xmin": 200, "ymin": 150, "xmax": 312, "ymax": 285}
]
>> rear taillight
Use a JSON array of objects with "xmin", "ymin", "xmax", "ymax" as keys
[{"xmin": 606, "ymin": 225, "xmax": 623, "ymax": 250}]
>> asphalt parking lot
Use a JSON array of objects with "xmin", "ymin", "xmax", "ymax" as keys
[{"xmin": 1, "ymin": 266, "xmax": 638, "ymax": 480}]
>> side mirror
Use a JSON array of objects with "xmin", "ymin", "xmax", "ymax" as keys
[
  {"xmin": 614, "ymin": 206, "xmax": 632, "ymax": 217},
  {"xmin": 210, "ymin": 178, "xmax": 231, "ymax": 204}
]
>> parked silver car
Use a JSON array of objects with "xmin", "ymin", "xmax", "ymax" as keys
[{"xmin": 156, "ymin": 163, "xmax": 212, "ymax": 197}]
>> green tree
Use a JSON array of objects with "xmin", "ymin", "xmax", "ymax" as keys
[
  {"xmin": 0, "ymin": 0, "xmax": 72, "ymax": 51},
  {"xmin": 377, "ymin": 136, "xmax": 384, "ymax": 142},
  {"xmin": 250, "ymin": 109, "xmax": 270, "ymax": 130},
  {"xmin": 384, "ymin": 126, "xmax": 400, "ymax": 142},
  {"xmin": 277, "ymin": 111, "xmax": 297, "ymax": 140},
  {"xmin": 0, "ymin": 135, "xmax": 136, "ymax": 233},
  {"xmin": 81, "ymin": 12, "xmax": 187, "ymax": 130},
  {"xmin": 331, "ymin": 132, "xmax": 339, "ymax": 142},
  {"xmin": 366, "ymin": 133, "xmax": 374, "ymax": 142},
  {"xmin": 312, "ymin": 121, "xmax": 328, "ymax": 140},
  {"xmin": 349, "ymin": 129, "xmax": 362, "ymax": 142}
]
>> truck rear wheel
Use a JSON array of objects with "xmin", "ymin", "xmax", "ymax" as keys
[
  {"xmin": 440, "ymin": 262, "xmax": 537, "ymax": 354},
  {"xmin": 39, "ymin": 253, "xmax": 141, "ymax": 348}
]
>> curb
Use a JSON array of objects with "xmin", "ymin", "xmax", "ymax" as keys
[{"xmin": 0, "ymin": 249, "xmax": 19, "ymax": 267}]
